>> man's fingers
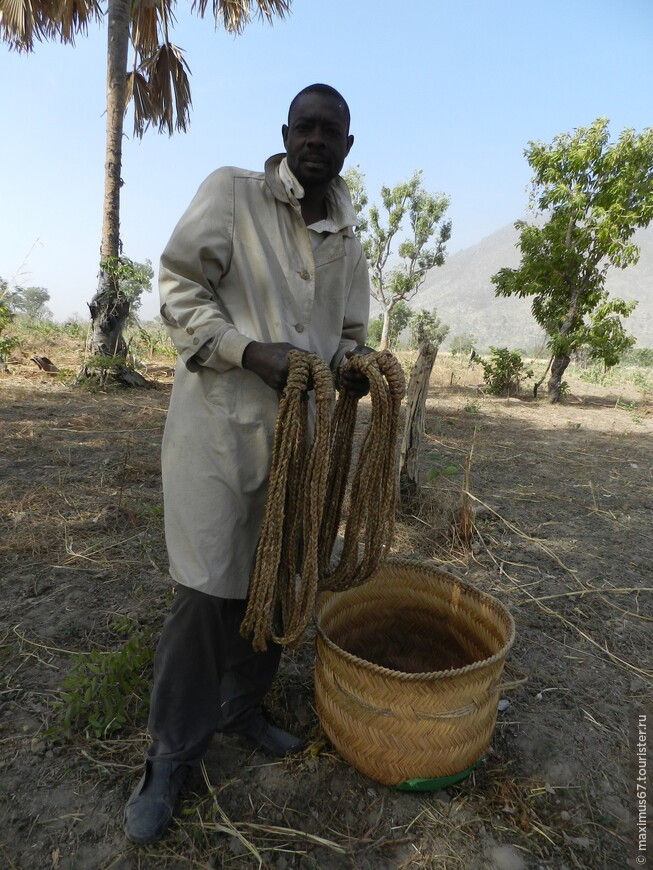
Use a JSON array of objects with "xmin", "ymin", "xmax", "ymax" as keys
[{"xmin": 340, "ymin": 368, "xmax": 370, "ymax": 398}]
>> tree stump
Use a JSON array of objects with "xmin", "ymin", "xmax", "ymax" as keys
[{"xmin": 399, "ymin": 340, "xmax": 438, "ymax": 504}]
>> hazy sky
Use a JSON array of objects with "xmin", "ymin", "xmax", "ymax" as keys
[{"xmin": 1, "ymin": 0, "xmax": 652, "ymax": 321}]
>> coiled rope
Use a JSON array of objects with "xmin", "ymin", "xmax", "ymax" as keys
[{"xmin": 241, "ymin": 349, "xmax": 406, "ymax": 651}]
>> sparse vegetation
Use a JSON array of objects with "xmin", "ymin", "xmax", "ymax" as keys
[
  {"xmin": 52, "ymin": 620, "xmax": 154, "ymax": 740},
  {"xmin": 0, "ymin": 318, "xmax": 650, "ymax": 870}
]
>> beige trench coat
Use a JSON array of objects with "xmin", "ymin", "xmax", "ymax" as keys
[{"xmin": 159, "ymin": 154, "xmax": 370, "ymax": 597}]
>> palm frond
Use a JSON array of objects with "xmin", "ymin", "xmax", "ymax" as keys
[
  {"xmin": 190, "ymin": 0, "xmax": 291, "ymax": 34},
  {"xmin": 131, "ymin": 0, "xmax": 175, "ymax": 56},
  {"xmin": 0, "ymin": 0, "xmax": 60, "ymax": 50},
  {"xmin": 0, "ymin": 0, "xmax": 101, "ymax": 50},
  {"xmin": 55, "ymin": 0, "xmax": 102, "ymax": 44},
  {"xmin": 140, "ymin": 42, "xmax": 192, "ymax": 137},
  {"xmin": 131, "ymin": 4, "xmax": 160, "ymax": 55},
  {"xmin": 126, "ymin": 68, "xmax": 156, "ymax": 138}
]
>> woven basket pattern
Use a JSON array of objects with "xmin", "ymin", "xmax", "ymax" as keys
[{"xmin": 315, "ymin": 559, "xmax": 515, "ymax": 785}]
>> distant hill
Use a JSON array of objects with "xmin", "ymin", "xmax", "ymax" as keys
[{"xmin": 411, "ymin": 222, "xmax": 653, "ymax": 351}]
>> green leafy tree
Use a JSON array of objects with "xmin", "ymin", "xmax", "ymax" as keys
[
  {"xmin": 9, "ymin": 286, "xmax": 53, "ymax": 321},
  {"xmin": 408, "ymin": 307, "xmax": 449, "ymax": 350},
  {"xmin": 1, "ymin": 0, "xmax": 291, "ymax": 377},
  {"xmin": 449, "ymin": 332, "xmax": 477, "ymax": 357},
  {"xmin": 492, "ymin": 118, "xmax": 653, "ymax": 402},
  {"xmin": 344, "ymin": 167, "xmax": 451, "ymax": 351},
  {"xmin": 367, "ymin": 300, "xmax": 412, "ymax": 349},
  {"xmin": 0, "ymin": 278, "xmax": 19, "ymax": 367}
]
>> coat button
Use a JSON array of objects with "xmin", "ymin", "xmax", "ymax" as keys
[
  {"xmin": 295, "ymin": 324, "xmax": 305, "ymax": 333},
  {"xmin": 186, "ymin": 326, "xmax": 195, "ymax": 335},
  {"xmin": 299, "ymin": 270, "xmax": 310, "ymax": 280},
  {"xmin": 192, "ymin": 337, "xmax": 199, "ymax": 345}
]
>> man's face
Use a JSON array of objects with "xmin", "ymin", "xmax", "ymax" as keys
[{"xmin": 282, "ymin": 93, "xmax": 354, "ymax": 190}]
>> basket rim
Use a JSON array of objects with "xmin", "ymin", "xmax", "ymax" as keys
[{"xmin": 316, "ymin": 557, "xmax": 515, "ymax": 681}]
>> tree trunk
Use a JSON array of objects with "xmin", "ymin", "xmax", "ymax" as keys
[
  {"xmin": 100, "ymin": 0, "xmax": 130, "ymax": 268},
  {"xmin": 378, "ymin": 309, "xmax": 390, "ymax": 351},
  {"xmin": 86, "ymin": 0, "xmax": 131, "ymax": 360},
  {"xmin": 533, "ymin": 354, "xmax": 553, "ymax": 398},
  {"xmin": 84, "ymin": 0, "xmax": 147, "ymax": 386},
  {"xmin": 548, "ymin": 353, "xmax": 570, "ymax": 403},
  {"xmin": 399, "ymin": 339, "xmax": 438, "ymax": 504}
]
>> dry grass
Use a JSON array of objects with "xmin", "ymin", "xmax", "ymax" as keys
[{"xmin": 0, "ymin": 341, "xmax": 651, "ymax": 869}]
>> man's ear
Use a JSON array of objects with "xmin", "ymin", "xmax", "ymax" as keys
[
  {"xmin": 345, "ymin": 134, "xmax": 354, "ymax": 157},
  {"xmin": 281, "ymin": 124, "xmax": 289, "ymax": 149}
]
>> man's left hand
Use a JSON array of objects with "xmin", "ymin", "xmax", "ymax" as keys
[{"xmin": 340, "ymin": 345, "xmax": 375, "ymax": 398}]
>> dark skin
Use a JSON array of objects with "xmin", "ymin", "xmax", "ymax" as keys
[{"xmin": 242, "ymin": 92, "xmax": 372, "ymax": 399}]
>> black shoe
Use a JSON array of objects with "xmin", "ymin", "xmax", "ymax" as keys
[
  {"xmin": 235, "ymin": 712, "xmax": 304, "ymax": 757},
  {"xmin": 124, "ymin": 760, "xmax": 190, "ymax": 844}
]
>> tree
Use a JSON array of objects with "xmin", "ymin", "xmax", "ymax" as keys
[
  {"xmin": 367, "ymin": 300, "xmax": 411, "ymax": 349},
  {"xmin": 344, "ymin": 167, "xmax": 451, "ymax": 351},
  {"xmin": 492, "ymin": 118, "xmax": 653, "ymax": 402},
  {"xmin": 449, "ymin": 332, "xmax": 476, "ymax": 357},
  {"xmin": 84, "ymin": 257, "xmax": 153, "ymax": 374},
  {"xmin": 1, "ymin": 0, "xmax": 290, "ymax": 380},
  {"xmin": 407, "ymin": 307, "xmax": 449, "ymax": 351},
  {"xmin": 0, "ymin": 278, "xmax": 19, "ymax": 370},
  {"xmin": 9, "ymin": 286, "xmax": 53, "ymax": 321}
]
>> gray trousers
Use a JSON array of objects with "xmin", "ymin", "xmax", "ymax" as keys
[{"xmin": 146, "ymin": 584, "xmax": 282, "ymax": 766}]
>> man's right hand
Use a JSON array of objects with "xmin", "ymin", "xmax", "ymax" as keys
[{"xmin": 242, "ymin": 341, "xmax": 308, "ymax": 392}]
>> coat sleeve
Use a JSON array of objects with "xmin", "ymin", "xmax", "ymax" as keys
[
  {"xmin": 330, "ymin": 243, "xmax": 371, "ymax": 371},
  {"xmin": 159, "ymin": 168, "xmax": 252, "ymax": 373}
]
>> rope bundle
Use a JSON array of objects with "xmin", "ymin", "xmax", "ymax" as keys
[{"xmin": 241, "ymin": 349, "xmax": 405, "ymax": 651}]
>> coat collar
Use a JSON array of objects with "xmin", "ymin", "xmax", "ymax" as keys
[{"xmin": 264, "ymin": 153, "xmax": 358, "ymax": 234}]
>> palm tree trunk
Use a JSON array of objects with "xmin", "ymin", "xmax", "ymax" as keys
[{"xmin": 87, "ymin": 0, "xmax": 131, "ymax": 360}]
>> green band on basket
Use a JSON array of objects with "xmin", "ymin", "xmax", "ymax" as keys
[{"xmin": 394, "ymin": 756, "xmax": 485, "ymax": 792}]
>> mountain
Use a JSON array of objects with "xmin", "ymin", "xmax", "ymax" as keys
[{"xmin": 411, "ymin": 223, "xmax": 653, "ymax": 351}]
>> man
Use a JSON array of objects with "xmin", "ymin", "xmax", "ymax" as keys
[{"xmin": 124, "ymin": 84, "xmax": 371, "ymax": 844}]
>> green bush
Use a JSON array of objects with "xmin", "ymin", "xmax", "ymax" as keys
[
  {"xmin": 62, "ymin": 319, "xmax": 87, "ymax": 340},
  {"xmin": 0, "ymin": 292, "xmax": 19, "ymax": 361},
  {"xmin": 51, "ymin": 622, "xmax": 154, "ymax": 740},
  {"xmin": 624, "ymin": 347, "xmax": 653, "ymax": 368},
  {"xmin": 480, "ymin": 347, "xmax": 533, "ymax": 396}
]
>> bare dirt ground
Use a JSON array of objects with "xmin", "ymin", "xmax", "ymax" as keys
[{"xmin": 1, "ymin": 347, "xmax": 651, "ymax": 870}]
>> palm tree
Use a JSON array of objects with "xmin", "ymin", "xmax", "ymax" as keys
[{"xmin": 1, "ymin": 0, "xmax": 291, "ymax": 379}]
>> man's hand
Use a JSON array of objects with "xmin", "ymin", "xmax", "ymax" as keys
[
  {"xmin": 340, "ymin": 345, "xmax": 375, "ymax": 398},
  {"xmin": 242, "ymin": 341, "xmax": 308, "ymax": 392}
]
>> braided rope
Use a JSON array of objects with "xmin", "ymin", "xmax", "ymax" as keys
[
  {"xmin": 319, "ymin": 350, "xmax": 406, "ymax": 590},
  {"xmin": 240, "ymin": 349, "xmax": 406, "ymax": 651}
]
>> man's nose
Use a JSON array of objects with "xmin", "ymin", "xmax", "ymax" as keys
[{"xmin": 305, "ymin": 126, "xmax": 326, "ymax": 148}]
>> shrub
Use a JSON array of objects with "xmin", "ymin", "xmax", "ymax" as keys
[
  {"xmin": 51, "ymin": 621, "xmax": 154, "ymax": 740},
  {"xmin": 625, "ymin": 347, "xmax": 653, "ymax": 368},
  {"xmin": 0, "ymin": 296, "xmax": 19, "ymax": 362},
  {"xmin": 480, "ymin": 347, "xmax": 533, "ymax": 396}
]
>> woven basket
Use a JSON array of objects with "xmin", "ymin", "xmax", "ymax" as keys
[{"xmin": 315, "ymin": 558, "xmax": 515, "ymax": 787}]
